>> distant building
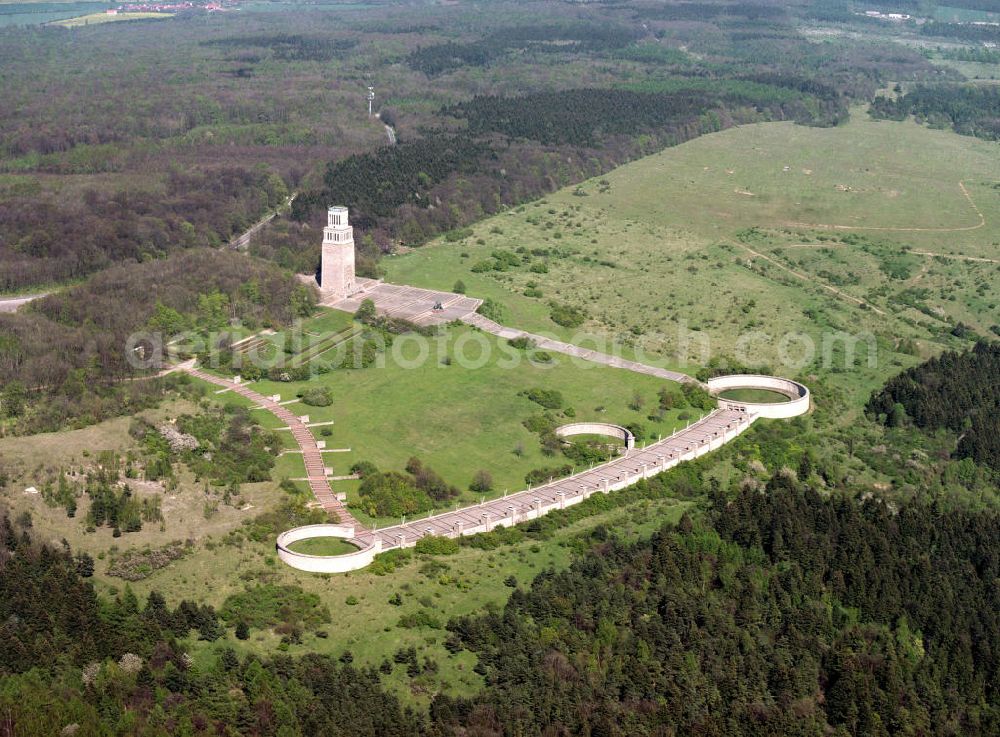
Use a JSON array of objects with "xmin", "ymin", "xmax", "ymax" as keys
[{"xmin": 319, "ymin": 206, "xmax": 358, "ymax": 298}]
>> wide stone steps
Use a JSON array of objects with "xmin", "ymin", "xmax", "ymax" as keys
[{"xmin": 185, "ymin": 368, "xmax": 361, "ymax": 529}]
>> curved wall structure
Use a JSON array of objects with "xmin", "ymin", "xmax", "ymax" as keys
[
  {"xmin": 555, "ymin": 422, "xmax": 636, "ymax": 450},
  {"xmin": 705, "ymin": 374, "xmax": 810, "ymax": 419},
  {"xmin": 276, "ymin": 524, "xmax": 382, "ymax": 573}
]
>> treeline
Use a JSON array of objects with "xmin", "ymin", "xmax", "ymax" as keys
[
  {"xmin": 292, "ymin": 136, "xmax": 490, "ymax": 229},
  {"xmin": 634, "ymin": 2, "xmax": 788, "ymax": 21},
  {"xmin": 867, "ymin": 342, "xmax": 1000, "ymax": 469},
  {"xmin": 0, "ymin": 250, "xmax": 313, "ymax": 434},
  {"xmin": 922, "ymin": 21, "xmax": 1000, "ymax": 42},
  {"xmin": 871, "ymin": 85, "xmax": 1000, "ymax": 140},
  {"xmin": 202, "ymin": 33, "xmax": 359, "ymax": 62},
  {"xmin": 446, "ymin": 84, "xmax": 844, "ymax": 147},
  {"xmin": 0, "ymin": 166, "xmax": 288, "ymax": 290},
  {"xmin": 438, "ymin": 482, "xmax": 1000, "ymax": 735},
  {"xmin": 407, "ymin": 23, "xmax": 639, "ymax": 76}
]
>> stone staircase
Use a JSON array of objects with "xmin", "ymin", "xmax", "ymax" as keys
[{"xmin": 185, "ymin": 368, "xmax": 361, "ymax": 529}]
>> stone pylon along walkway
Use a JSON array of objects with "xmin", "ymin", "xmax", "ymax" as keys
[{"xmin": 185, "ymin": 368, "xmax": 359, "ymax": 529}]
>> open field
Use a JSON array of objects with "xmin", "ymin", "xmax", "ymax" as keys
[
  {"xmin": 387, "ymin": 115, "xmax": 1000, "ymax": 403},
  {"xmin": 0, "ymin": 398, "xmax": 292, "ymax": 565},
  {"xmin": 50, "ymin": 10, "xmax": 170, "ymax": 25},
  {"xmin": 718, "ymin": 388, "xmax": 790, "ymax": 403}
]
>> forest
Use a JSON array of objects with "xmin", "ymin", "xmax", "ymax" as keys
[
  {"xmin": 0, "ymin": 251, "xmax": 313, "ymax": 434},
  {"xmin": 0, "ymin": 0, "xmax": 949, "ymax": 292},
  {"xmin": 870, "ymin": 86, "xmax": 1000, "ymax": 141},
  {"xmin": 867, "ymin": 342, "xmax": 1000, "ymax": 470},
  {"xmin": 439, "ymin": 482, "xmax": 999, "ymax": 735}
]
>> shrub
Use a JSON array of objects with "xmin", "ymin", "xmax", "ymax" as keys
[
  {"xmin": 476, "ymin": 298, "xmax": 507, "ymax": 323},
  {"xmin": 525, "ymin": 464, "xmax": 573, "ymax": 485},
  {"xmin": 507, "ymin": 336, "xmax": 536, "ymax": 350},
  {"xmin": 414, "ymin": 535, "xmax": 459, "ymax": 555},
  {"xmin": 355, "ymin": 298, "xmax": 377, "ymax": 324},
  {"xmin": 357, "ymin": 471, "xmax": 433, "ymax": 517},
  {"xmin": 369, "ymin": 549, "xmax": 413, "ymax": 576},
  {"xmin": 523, "ymin": 387, "xmax": 563, "ymax": 409},
  {"xmin": 350, "ymin": 460, "xmax": 378, "ymax": 478},
  {"xmin": 469, "ymin": 469, "xmax": 493, "ymax": 493},
  {"xmin": 548, "ymin": 301, "xmax": 586, "ymax": 328},
  {"xmin": 397, "ymin": 609, "xmax": 442, "ymax": 629},
  {"xmin": 300, "ymin": 386, "xmax": 333, "ymax": 407},
  {"xmin": 220, "ymin": 584, "xmax": 331, "ymax": 630}
]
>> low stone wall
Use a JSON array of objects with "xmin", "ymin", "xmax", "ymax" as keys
[
  {"xmin": 275, "ymin": 524, "xmax": 382, "ymax": 573},
  {"xmin": 554, "ymin": 422, "xmax": 635, "ymax": 450},
  {"xmin": 705, "ymin": 374, "xmax": 810, "ymax": 419}
]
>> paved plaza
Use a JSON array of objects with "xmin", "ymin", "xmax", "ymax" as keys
[{"xmin": 322, "ymin": 278, "xmax": 483, "ymax": 326}]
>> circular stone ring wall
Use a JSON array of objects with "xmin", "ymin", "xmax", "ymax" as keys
[
  {"xmin": 555, "ymin": 422, "xmax": 636, "ymax": 450},
  {"xmin": 705, "ymin": 374, "xmax": 810, "ymax": 419},
  {"xmin": 276, "ymin": 524, "xmax": 382, "ymax": 573}
]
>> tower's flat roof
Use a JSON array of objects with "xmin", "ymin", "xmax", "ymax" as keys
[{"xmin": 327, "ymin": 205, "xmax": 349, "ymax": 211}]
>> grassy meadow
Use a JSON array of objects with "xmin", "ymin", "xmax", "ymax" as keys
[{"xmin": 387, "ymin": 115, "xmax": 1000, "ymax": 405}]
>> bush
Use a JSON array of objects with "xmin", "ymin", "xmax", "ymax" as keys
[
  {"xmin": 414, "ymin": 535, "xmax": 460, "ymax": 555},
  {"xmin": 369, "ymin": 548, "xmax": 413, "ymax": 576},
  {"xmin": 507, "ymin": 336, "xmax": 536, "ymax": 350},
  {"xmin": 525, "ymin": 464, "xmax": 573, "ymax": 485},
  {"xmin": 357, "ymin": 471, "xmax": 433, "ymax": 517},
  {"xmin": 548, "ymin": 301, "xmax": 586, "ymax": 328},
  {"xmin": 522, "ymin": 387, "xmax": 563, "ymax": 409},
  {"xmin": 470, "ymin": 469, "xmax": 493, "ymax": 493},
  {"xmin": 350, "ymin": 460, "xmax": 379, "ymax": 478},
  {"xmin": 476, "ymin": 298, "xmax": 507, "ymax": 323},
  {"xmin": 220, "ymin": 584, "xmax": 331, "ymax": 630},
  {"xmin": 301, "ymin": 386, "xmax": 333, "ymax": 407},
  {"xmin": 355, "ymin": 298, "xmax": 377, "ymax": 324},
  {"xmin": 397, "ymin": 609, "xmax": 442, "ymax": 629}
]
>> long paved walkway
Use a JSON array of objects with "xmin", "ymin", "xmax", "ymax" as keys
[
  {"xmin": 361, "ymin": 407, "xmax": 750, "ymax": 549},
  {"xmin": 185, "ymin": 368, "xmax": 359, "ymax": 528},
  {"xmin": 461, "ymin": 313, "xmax": 692, "ymax": 383}
]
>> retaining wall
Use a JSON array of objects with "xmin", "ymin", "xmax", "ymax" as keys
[
  {"xmin": 554, "ymin": 422, "xmax": 636, "ymax": 450},
  {"xmin": 705, "ymin": 374, "xmax": 810, "ymax": 419},
  {"xmin": 276, "ymin": 524, "xmax": 382, "ymax": 573}
]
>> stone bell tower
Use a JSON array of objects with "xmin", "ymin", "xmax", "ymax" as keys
[{"xmin": 320, "ymin": 206, "xmax": 356, "ymax": 298}]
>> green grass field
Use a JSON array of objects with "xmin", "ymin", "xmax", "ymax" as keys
[
  {"xmin": 718, "ymin": 388, "xmax": 790, "ymax": 403},
  {"xmin": 286, "ymin": 537, "xmax": 359, "ymax": 556},
  {"xmin": 50, "ymin": 10, "xmax": 171, "ymax": 25}
]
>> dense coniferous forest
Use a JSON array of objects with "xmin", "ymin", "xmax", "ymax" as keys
[
  {"xmin": 867, "ymin": 342, "xmax": 1000, "ymax": 470},
  {"xmin": 438, "ymin": 482, "xmax": 999, "ymax": 735},
  {"xmin": 871, "ymin": 86, "xmax": 1000, "ymax": 141}
]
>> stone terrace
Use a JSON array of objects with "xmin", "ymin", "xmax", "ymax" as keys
[{"xmin": 322, "ymin": 278, "xmax": 482, "ymax": 326}]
